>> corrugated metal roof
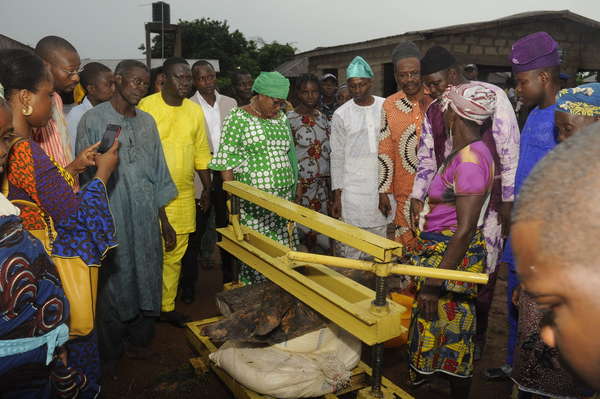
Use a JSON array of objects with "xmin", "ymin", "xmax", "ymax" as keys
[
  {"xmin": 296, "ymin": 10, "xmax": 600, "ymax": 58},
  {"xmin": 276, "ymin": 57, "xmax": 308, "ymax": 77}
]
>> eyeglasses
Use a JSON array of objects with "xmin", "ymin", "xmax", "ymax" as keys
[{"xmin": 56, "ymin": 65, "xmax": 84, "ymax": 78}]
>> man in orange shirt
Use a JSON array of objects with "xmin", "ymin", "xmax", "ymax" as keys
[{"xmin": 378, "ymin": 41, "xmax": 432, "ymax": 250}]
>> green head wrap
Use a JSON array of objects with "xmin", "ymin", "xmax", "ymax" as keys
[
  {"xmin": 0, "ymin": 83, "xmax": 4, "ymax": 101},
  {"xmin": 252, "ymin": 71, "xmax": 290, "ymax": 99},
  {"xmin": 346, "ymin": 56, "xmax": 373, "ymax": 79}
]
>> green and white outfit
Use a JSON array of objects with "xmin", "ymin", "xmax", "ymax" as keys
[{"xmin": 209, "ymin": 107, "xmax": 298, "ymax": 284}]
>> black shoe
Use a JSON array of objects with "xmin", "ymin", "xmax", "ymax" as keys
[
  {"xmin": 181, "ymin": 286, "xmax": 195, "ymax": 304},
  {"xmin": 484, "ymin": 364, "xmax": 512, "ymax": 380},
  {"xmin": 159, "ymin": 311, "xmax": 190, "ymax": 328}
]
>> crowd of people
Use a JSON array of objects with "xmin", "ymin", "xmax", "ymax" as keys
[{"xmin": 1, "ymin": 29, "xmax": 600, "ymax": 399}]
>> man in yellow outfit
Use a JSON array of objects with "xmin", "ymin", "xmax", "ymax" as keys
[{"xmin": 139, "ymin": 57, "xmax": 212, "ymax": 327}]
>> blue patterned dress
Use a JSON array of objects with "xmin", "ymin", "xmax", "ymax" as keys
[{"xmin": 6, "ymin": 140, "xmax": 117, "ymax": 398}]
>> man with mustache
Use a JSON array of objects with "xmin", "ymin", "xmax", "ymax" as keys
[
  {"xmin": 378, "ymin": 41, "xmax": 432, "ymax": 250},
  {"xmin": 77, "ymin": 60, "xmax": 177, "ymax": 375},
  {"xmin": 139, "ymin": 57, "xmax": 212, "ymax": 327}
]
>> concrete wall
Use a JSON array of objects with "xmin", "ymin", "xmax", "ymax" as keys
[{"xmin": 306, "ymin": 18, "xmax": 600, "ymax": 96}]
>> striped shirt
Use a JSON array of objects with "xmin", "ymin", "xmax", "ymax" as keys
[{"xmin": 33, "ymin": 93, "xmax": 73, "ymax": 168}]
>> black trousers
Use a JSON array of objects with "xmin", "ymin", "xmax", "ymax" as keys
[{"xmin": 181, "ymin": 171, "xmax": 234, "ymax": 287}]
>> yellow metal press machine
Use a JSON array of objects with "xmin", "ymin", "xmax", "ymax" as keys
[{"xmin": 186, "ymin": 181, "xmax": 488, "ymax": 399}]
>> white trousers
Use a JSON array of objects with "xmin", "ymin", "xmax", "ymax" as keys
[{"xmin": 336, "ymin": 224, "xmax": 388, "ymax": 260}]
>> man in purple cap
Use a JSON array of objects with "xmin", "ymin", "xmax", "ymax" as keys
[{"xmin": 485, "ymin": 30, "xmax": 562, "ymax": 382}]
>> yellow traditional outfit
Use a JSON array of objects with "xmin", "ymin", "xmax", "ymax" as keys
[{"xmin": 138, "ymin": 93, "xmax": 212, "ymax": 312}]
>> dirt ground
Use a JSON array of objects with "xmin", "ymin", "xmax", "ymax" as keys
[{"xmin": 101, "ymin": 250, "xmax": 514, "ymax": 399}]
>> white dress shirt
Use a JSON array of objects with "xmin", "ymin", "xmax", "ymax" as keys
[{"xmin": 192, "ymin": 90, "xmax": 222, "ymax": 153}]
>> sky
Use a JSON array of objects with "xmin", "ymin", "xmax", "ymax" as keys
[{"xmin": 2, "ymin": 0, "xmax": 600, "ymax": 60}]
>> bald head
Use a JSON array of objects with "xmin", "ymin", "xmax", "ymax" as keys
[
  {"xmin": 514, "ymin": 121, "xmax": 600, "ymax": 267},
  {"xmin": 35, "ymin": 36, "xmax": 77, "ymax": 61},
  {"xmin": 35, "ymin": 36, "xmax": 80, "ymax": 94}
]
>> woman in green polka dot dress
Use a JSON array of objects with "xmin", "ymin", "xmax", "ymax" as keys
[{"xmin": 209, "ymin": 72, "xmax": 298, "ymax": 284}]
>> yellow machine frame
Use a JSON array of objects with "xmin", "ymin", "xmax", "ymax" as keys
[{"xmin": 186, "ymin": 181, "xmax": 488, "ymax": 399}]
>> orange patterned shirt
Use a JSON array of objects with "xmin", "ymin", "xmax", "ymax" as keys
[{"xmin": 378, "ymin": 90, "xmax": 431, "ymax": 248}]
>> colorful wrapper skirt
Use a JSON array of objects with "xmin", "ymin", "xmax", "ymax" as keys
[{"xmin": 407, "ymin": 229, "xmax": 486, "ymax": 378}]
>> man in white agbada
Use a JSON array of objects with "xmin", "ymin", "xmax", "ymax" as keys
[{"xmin": 330, "ymin": 56, "xmax": 391, "ymax": 259}]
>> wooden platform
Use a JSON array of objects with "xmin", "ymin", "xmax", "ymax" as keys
[{"xmin": 185, "ymin": 317, "xmax": 415, "ymax": 399}]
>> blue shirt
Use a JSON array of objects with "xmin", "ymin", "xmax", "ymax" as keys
[{"xmin": 502, "ymin": 105, "xmax": 558, "ymax": 266}]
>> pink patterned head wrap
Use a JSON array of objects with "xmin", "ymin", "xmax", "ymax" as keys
[{"xmin": 441, "ymin": 83, "xmax": 496, "ymax": 125}]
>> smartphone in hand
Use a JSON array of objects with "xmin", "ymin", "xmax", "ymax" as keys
[{"xmin": 98, "ymin": 124, "xmax": 121, "ymax": 154}]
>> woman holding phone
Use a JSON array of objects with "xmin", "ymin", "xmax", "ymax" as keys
[{"xmin": 0, "ymin": 49, "xmax": 120, "ymax": 398}]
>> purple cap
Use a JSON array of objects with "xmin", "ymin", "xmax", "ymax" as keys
[{"xmin": 510, "ymin": 32, "xmax": 560, "ymax": 73}]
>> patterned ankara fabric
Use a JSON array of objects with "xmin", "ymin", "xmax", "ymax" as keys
[
  {"xmin": 378, "ymin": 91, "xmax": 430, "ymax": 248},
  {"xmin": 287, "ymin": 110, "xmax": 330, "ymax": 214},
  {"xmin": 5, "ymin": 140, "xmax": 117, "ymax": 397},
  {"xmin": 210, "ymin": 108, "xmax": 298, "ymax": 284},
  {"xmin": 6, "ymin": 140, "xmax": 117, "ymax": 266},
  {"xmin": 407, "ymin": 229, "xmax": 486, "ymax": 378},
  {"xmin": 556, "ymin": 83, "xmax": 600, "ymax": 117},
  {"xmin": 288, "ymin": 109, "xmax": 331, "ymax": 250},
  {"xmin": 411, "ymin": 81, "xmax": 519, "ymax": 273},
  {"xmin": 0, "ymin": 214, "xmax": 92, "ymax": 398}
]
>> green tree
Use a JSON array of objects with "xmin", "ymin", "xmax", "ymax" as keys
[
  {"xmin": 256, "ymin": 41, "xmax": 296, "ymax": 72},
  {"xmin": 148, "ymin": 18, "xmax": 295, "ymax": 79}
]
